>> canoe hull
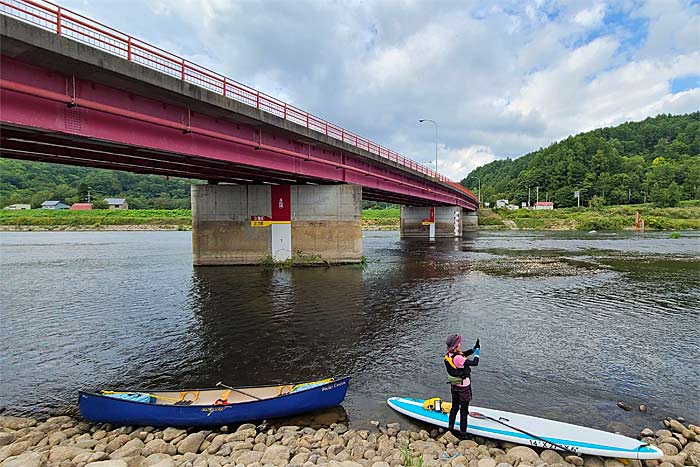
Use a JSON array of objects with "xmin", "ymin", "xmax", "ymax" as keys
[
  {"xmin": 79, "ymin": 378, "xmax": 349, "ymax": 427},
  {"xmin": 388, "ymin": 397, "xmax": 662, "ymax": 460}
]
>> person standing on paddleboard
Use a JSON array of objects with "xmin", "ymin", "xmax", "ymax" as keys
[{"xmin": 445, "ymin": 334, "xmax": 480, "ymax": 439}]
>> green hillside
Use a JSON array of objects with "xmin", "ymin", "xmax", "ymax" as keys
[
  {"xmin": 0, "ymin": 159, "xmax": 196, "ymax": 209},
  {"xmin": 461, "ymin": 113, "xmax": 700, "ymax": 208}
]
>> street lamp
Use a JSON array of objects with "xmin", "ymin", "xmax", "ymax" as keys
[
  {"xmin": 419, "ymin": 119, "xmax": 438, "ymax": 174},
  {"xmin": 467, "ymin": 175, "xmax": 481, "ymax": 207}
]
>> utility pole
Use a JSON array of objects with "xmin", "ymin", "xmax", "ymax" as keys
[
  {"xmin": 642, "ymin": 190, "xmax": 647, "ymax": 204},
  {"xmin": 87, "ymin": 190, "xmax": 91, "ymax": 203},
  {"xmin": 528, "ymin": 186, "xmax": 531, "ymax": 207},
  {"xmin": 536, "ymin": 186, "xmax": 539, "ymax": 204},
  {"xmin": 628, "ymin": 188, "xmax": 631, "ymax": 204}
]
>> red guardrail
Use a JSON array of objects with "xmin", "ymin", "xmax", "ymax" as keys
[{"xmin": 0, "ymin": 0, "xmax": 477, "ymax": 201}]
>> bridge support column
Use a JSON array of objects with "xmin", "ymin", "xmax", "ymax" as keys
[
  {"xmin": 192, "ymin": 184, "xmax": 362, "ymax": 265},
  {"xmin": 400, "ymin": 206, "xmax": 466, "ymax": 238},
  {"xmin": 463, "ymin": 210, "xmax": 478, "ymax": 232}
]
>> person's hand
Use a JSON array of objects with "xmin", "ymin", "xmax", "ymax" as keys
[{"xmin": 474, "ymin": 339, "xmax": 480, "ymax": 349}]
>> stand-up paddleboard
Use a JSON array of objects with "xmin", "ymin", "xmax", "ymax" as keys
[{"xmin": 387, "ymin": 397, "xmax": 662, "ymax": 460}]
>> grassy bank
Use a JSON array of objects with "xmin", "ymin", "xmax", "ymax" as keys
[
  {"xmin": 479, "ymin": 201, "xmax": 700, "ymax": 231},
  {"xmin": 0, "ymin": 209, "xmax": 191, "ymax": 228},
  {"xmin": 0, "ymin": 208, "xmax": 402, "ymax": 230}
]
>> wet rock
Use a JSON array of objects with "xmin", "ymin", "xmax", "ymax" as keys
[
  {"xmin": 178, "ymin": 432, "xmax": 207, "ymax": 454},
  {"xmin": 506, "ymin": 446, "xmax": 539, "ymax": 464},
  {"xmin": 616, "ymin": 402, "xmax": 633, "ymax": 411},
  {"xmin": 641, "ymin": 429, "xmax": 654, "ymax": 437}
]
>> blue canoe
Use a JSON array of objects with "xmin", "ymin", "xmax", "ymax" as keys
[{"xmin": 79, "ymin": 377, "xmax": 350, "ymax": 427}]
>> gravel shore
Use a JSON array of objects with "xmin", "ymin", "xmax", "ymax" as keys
[{"xmin": 0, "ymin": 413, "xmax": 698, "ymax": 467}]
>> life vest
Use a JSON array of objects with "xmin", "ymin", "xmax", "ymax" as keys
[{"xmin": 444, "ymin": 352, "xmax": 469, "ymax": 385}]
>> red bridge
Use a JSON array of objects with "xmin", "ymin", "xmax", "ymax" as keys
[{"xmin": 0, "ymin": 0, "xmax": 479, "ymax": 265}]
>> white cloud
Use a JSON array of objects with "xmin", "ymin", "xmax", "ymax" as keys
[{"xmin": 59, "ymin": 0, "xmax": 700, "ymax": 182}]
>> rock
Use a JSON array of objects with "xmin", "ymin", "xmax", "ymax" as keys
[
  {"xmin": 478, "ymin": 459, "xmax": 497, "ymax": 467},
  {"xmin": 655, "ymin": 430, "xmax": 673, "ymax": 439},
  {"xmin": 0, "ymin": 434, "xmax": 14, "ymax": 448},
  {"xmin": 657, "ymin": 443, "xmax": 679, "ymax": 456},
  {"xmin": 0, "ymin": 451, "xmax": 47, "ymax": 467},
  {"xmin": 162, "ymin": 428, "xmax": 186, "ymax": 442},
  {"xmin": 616, "ymin": 401, "xmax": 633, "ymax": 411},
  {"xmin": 582, "ymin": 456, "xmax": 604, "ymax": 467},
  {"xmin": 641, "ymin": 429, "xmax": 655, "ymax": 437},
  {"xmin": 48, "ymin": 445, "xmax": 88, "ymax": 463},
  {"xmin": 144, "ymin": 453, "xmax": 172, "ymax": 466},
  {"xmin": 110, "ymin": 438, "xmax": 145, "ymax": 459},
  {"xmin": 684, "ymin": 442, "xmax": 700, "ymax": 455},
  {"xmin": 440, "ymin": 432, "xmax": 460, "ymax": 445},
  {"xmin": 668, "ymin": 420, "xmax": 685, "ymax": 434},
  {"xmin": 495, "ymin": 463, "xmax": 512, "ymax": 467},
  {"xmin": 150, "ymin": 459, "xmax": 176, "ymax": 467},
  {"xmin": 541, "ymin": 450, "xmax": 565, "ymax": 465},
  {"xmin": 370, "ymin": 421, "xmax": 380, "ymax": 428},
  {"xmin": 386, "ymin": 424, "xmax": 400, "ymax": 437},
  {"xmin": 659, "ymin": 453, "xmax": 687, "ymax": 467},
  {"xmin": 605, "ymin": 460, "xmax": 626, "ymax": 467},
  {"xmin": 178, "ymin": 432, "xmax": 207, "ymax": 454},
  {"xmin": 639, "ymin": 405, "xmax": 647, "ymax": 413},
  {"xmin": 85, "ymin": 461, "xmax": 129, "ymax": 467},
  {"xmin": 260, "ymin": 444, "xmax": 292, "ymax": 466},
  {"xmin": 236, "ymin": 450, "xmax": 264, "ymax": 465},
  {"xmin": 207, "ymin": 434, "xmax": 227, "ymax": 454},
  {"xmin": 659, "ymin": 437, "xmax": 682, "ymax": 451},
  {"xmin": 340, "ymin": 462, "xmax": 363, "ymax": 467},
  {"xmin": 229, "ymin": 428, "xmax": 257, "ymax": 442},
  {"xmin": 506, "ymin": 446, "xmax": 539, "ymax": 464},
  {"xmin": 335, "ymin": 424, "xmax": 349, "ymax": 435},
  {"xmin": 0, "ymin": 416, "xmax": 36, "ymax": 430},
  {"xmin": 142, "ymin": 439, "xmax": 171, "ymax": 457},
  {"xmin": 566, "ymin": 456, "xmax": 584, "ymax": 466}
]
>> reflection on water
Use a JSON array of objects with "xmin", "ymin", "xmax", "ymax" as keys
[{"xmin": 1, "ymin": 230, "xmax": 698, "ymax": 434}]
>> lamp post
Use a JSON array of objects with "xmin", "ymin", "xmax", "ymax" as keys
[
  {"xmin": 419, "ymin": 119, "xmax": 438, "ymax": 174},
  {"xmin": 467, "ymin": 175, "xmax": 481, "ymax": 207}
]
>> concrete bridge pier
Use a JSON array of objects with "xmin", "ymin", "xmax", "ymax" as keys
[
  {"xmin": 400, "ymin": 206, "xmax": 473, "ymax": 238},
  {"xmin": 192, "ymin": 184, "xmax": 362, "ymax": 265}
]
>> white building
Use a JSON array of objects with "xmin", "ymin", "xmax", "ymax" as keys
[
  {"xmin": 496, "ymin": 199, "xmax": 509, "ymax": 208},
  {"xmin": 4, "ymin": 204, "xmax": 31, "ymax": 210}
]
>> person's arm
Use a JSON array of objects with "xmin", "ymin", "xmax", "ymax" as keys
[{"xmin": 464, "ymin": 343, "xmax": 480, "ymax": 366}]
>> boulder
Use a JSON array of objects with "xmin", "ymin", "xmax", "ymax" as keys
[
  {"xmin": 604, "ymin": 459, "xmax": 626, "ymax": 467},
  {"xmin": 236, "ymin": 450, "xmax": 264, "ymax": 465},
  {"xmin": 541, "ymin": 450, "xmax": 565, "ymax": 465},
  {"xmin": 0, "ymin": 451, "xmax": 47, "ymax": 467},
  {"xmin": 85, "ymin": 461, "xmax": 129, "ymax": 467},
  {"xmin": 566, "ymin": 456, "xmax": 584, "ymax": 466},
  {"xmin": 582, "ymin": 455, "xmax": 604, "ymax": 467},
  {"xmin": 142, "ymin": 439, "xmax": 171, "ymax": 457},
  {"xmin": 657, "ymin": 443, "xmax": 679, "ymax": 456},
  {"xmin": 478, "ymin": 459, "xmax": 497, "ymax": 467},
  {"xmin": 162, "ymin": 428, "xmax": 186, "ymax": 442},
  {"xmin": 506, "ymin": 446, "xmax": 539, "ymax": 464},
  {"xmin": 178, "ymin": 432, "xmax": 207, "ymax": 454},
  {"xmin": 260, "ymin": 445, "xmax": 292, "ymax": 466},
  {"xmin": 48, "ymin": 445, "xmax": 89, "ymax": 463},
  {"xmin": 110, "ymin": 438, "xmax": 145, "ymax": 459},
  {"xmin": 229, "ymin": 428, "xmax": 257, "ymax": 442},
  {"xmin": 668, "ymin": 421, "xmax": 685, "ymax": 434},
  {"xmin": 0, "ymin": 417, "xmax": 36, "ymax": 431},
  {"xmin": 150, "ymin": 459, "xmax": 176, "ymax": 467},
  {"xmin": 0, "ymin": 434, "xmax": 15, "ymax": 447},
  {"xmin": 144, "ymin": 453, "xmax": 172, "ymax": 466}
]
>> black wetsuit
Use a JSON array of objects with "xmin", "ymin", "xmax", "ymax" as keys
[{"xmin": 445, "ymin": 348, "xmax": 480, "ymax": 437}]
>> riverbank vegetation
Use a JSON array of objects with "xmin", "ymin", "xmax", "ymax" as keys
[
  {"xmin": 478, "ymin": 201, "xmax": 700, "ymax": 231},
  {"xmin": 462, "ymin": 113, "xmax": 700, "ymax": 208},
  {"xmin": 0, "ymin": 209, "xmax": 191, "ymax": 228}
]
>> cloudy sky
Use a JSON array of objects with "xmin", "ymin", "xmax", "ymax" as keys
[{"xmin": 59, "ymin": 0, "xmax": 700, "ymax": 181}]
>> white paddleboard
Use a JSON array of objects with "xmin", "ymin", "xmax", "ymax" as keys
[{"xmin": 387, "ymin": 397, "xmax": 662, "ymax": 460}]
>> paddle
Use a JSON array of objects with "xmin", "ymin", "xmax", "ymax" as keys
[
  {"xmin": 469, "ymin": 411, "xmax": 576, "ymax": 454},
  {"xmin": 216, "ymin": 381, "xmax": 262, "ymax": 401}
]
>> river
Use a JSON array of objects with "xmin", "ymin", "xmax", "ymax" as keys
[{"xmin": 1, "ymin": 230, "xmax": 698, "ymax": 435}]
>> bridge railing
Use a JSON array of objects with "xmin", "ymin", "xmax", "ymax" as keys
[{"xmin": 0, "ymin": 0, "xmax": 477, "ymax": 203}]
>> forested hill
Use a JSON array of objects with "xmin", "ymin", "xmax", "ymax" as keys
[
  {"xmin": 0, "ymin": 159, "xmax": 195, "ymax": 209},
  {"xmin": 461, "ymin": 113, "xmax": 700, "ymax": 207}
]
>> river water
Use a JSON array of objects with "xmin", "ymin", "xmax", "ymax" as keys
[{"xmin": 1, "ymin": 230, "xmax": 698, "ymax": 435}]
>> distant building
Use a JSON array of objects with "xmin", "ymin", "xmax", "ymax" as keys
[
  {"xmin": 507, "ymin": 204, "xmax": 520, "ymax": 210},
  {"xmin": 496, "ymin": 199, "xmax": 509, "ymax": 208},
  {"xmin": 41, "ymin": 200, "xmax": 69, "ymax": 210},
  {"xmin": 70, "ymin": 203, "xmax": 93, "ymax": 210},
  {"xmin": 4, "ymin": 204, "xmax": 31, "ymax": 210},
  {"xmin": 535, "ymin": 201, "xmax": 554, "ymax": 210},
  {"xmin": 105, "ymin": 198, "xmax": 128, "ymax": 210}
]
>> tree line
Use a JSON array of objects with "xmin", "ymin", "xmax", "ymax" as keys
[
  {"xmin": 461, "ymin": 113, "xmax": 700, "ymax": 208},
  {"xmin": 0, "ymin": 159, "xmax": 194, "ymax": 209}
]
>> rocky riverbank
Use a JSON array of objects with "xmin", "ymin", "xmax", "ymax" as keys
[{"xmin": 0, "ymin": 414, "xmax": 698, "ymax": 467}]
